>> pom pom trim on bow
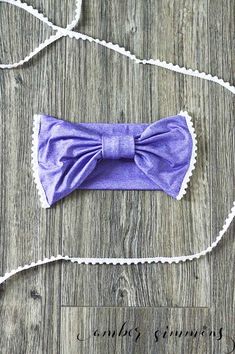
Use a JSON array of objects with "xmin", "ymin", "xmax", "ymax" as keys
[
  {"xmin": 176, "ymin": 111, "xmax": 197, "ymax": 200},
  {"xmin": 32, "ymin": 115, "xmax": 50, "ymax": 208}
]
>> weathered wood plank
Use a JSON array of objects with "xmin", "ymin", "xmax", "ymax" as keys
[
  {"xmin": 0, "ymin": 0, "xmax": 234, "ymax": 353},
  {"xmin": 208, "ymin": 1, "xmax": 235, "ymax": 352},
  {"xmin": 0, "ymin": 1, "xmax": 68, "ymax": 352},
  {"xmin": 61, "ymin": 307, "xmax": 213, "ymax": 354}
]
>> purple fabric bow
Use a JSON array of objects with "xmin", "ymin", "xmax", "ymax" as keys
[{"xmin": 32, "ymin": 113, "xmax": 197, "ymax": 208}]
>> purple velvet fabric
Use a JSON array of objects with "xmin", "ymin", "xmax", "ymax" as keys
[{"xmin": 36, "ymin": 114, "xmax": 193, "ymax": 206}]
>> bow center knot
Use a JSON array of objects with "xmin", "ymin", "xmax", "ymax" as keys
[{"xmin": 102, "ymin": 135, "xmax": 135, "ymax": 159}]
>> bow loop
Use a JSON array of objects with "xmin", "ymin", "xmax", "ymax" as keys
[{"xmin": 102, "ymin": 135, "xmax": 135, "ymax": 160}]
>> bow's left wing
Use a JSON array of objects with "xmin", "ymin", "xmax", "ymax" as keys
[{"xmin": 32, "ymin": 114, "xmax": 102, "ymax": 207}]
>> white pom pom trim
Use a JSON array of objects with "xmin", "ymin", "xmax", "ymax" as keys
[
  {"xmin": 176, "ymin": 111, "xmax": 198, "ymax": 200},
  {"xmin": 31, "ymin": 114, "xmax": 50, "ymax": 208}
]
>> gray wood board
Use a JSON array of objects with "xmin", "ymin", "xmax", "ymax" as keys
[{"xmin": 0, "ymin": 0, "xmax": 234, "ymax": 353}]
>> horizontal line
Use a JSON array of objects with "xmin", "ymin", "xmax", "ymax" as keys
[{"xmin": 61, "ymin": 306, "xmax": 209, "ymax": 309}]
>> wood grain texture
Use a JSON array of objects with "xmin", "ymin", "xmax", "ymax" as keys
[
  {"xmin": 61, "ymin": 307, "xmax": 212, "ymax": 354},
  {"xmin": 0, "ymin": 0, "xmax": 234, "ymax": 353}
]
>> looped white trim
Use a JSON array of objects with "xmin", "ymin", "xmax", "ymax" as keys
[
  {"xmin": 0, "ymin": 0, "xmax": 234, "ymax": 284},
  {"xmin": 177, "ymin": 111, "xmax": 198, "ymax": 200},
  {"xmin": 0, "ymin": 203, "xmax": 234, "ymax": 285},
  {"xmin": 0, "ymin": 0, "xmax": 234, "ymax": 95},
  {"xmin": 0, "ymin": 0, "xmax": 83, "ymax": 68},
  {"xmin": 31, "ymin": 115, "xmax": 50, "ymax": 208}
]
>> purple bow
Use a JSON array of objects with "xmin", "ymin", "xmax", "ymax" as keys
[{"xmin": 32, "ymin": 113, "xmax": 197, "ymax": 208}]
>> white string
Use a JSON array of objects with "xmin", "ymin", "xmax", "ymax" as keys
[
  {"xmin": 0, "ymin": 202, "xmax": 234, "ymax": 285},
  {"xmin": 0, "ymin": 0, "xmax": 83, "ymax": 68},
  {"xmin": 0, "ymin": 0, "xmax": 234, "ymax": 95},
  {"xmin": 1, "ymin": 0, "xmax": 83, "ymax": 30},
  {"xmin": 0, "ymin": 0, "xmax": 234, "ymax": 285}
]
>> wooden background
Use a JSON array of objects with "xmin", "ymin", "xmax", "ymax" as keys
[{"xmin": 0, "ymin": 0, "xmax": 234, "ymax": 353}]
